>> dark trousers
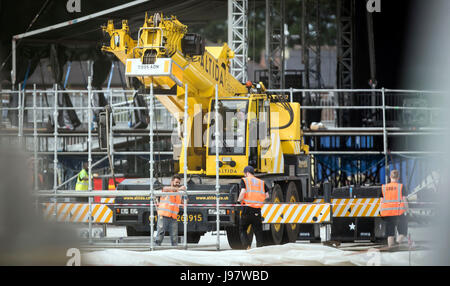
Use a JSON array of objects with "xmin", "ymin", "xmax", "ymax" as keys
[
  {"xmin": 384, "ymin": 214, "xmax": 408, "ymax": 237},
  {"xmin": 239, "ymin": 206, "xmax": 264, "ymax": 248},
  {"xmin": 155, "ymin": 215, "xmax": 178, "ymax": 246}
]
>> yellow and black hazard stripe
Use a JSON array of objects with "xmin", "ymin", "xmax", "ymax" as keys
[
  {"xmin": 261, "ymin": 203, "xmax": 331, "ymax": 224},
  {"xmin": 43, "ymin": 203, "xmax": 113, "ymax": 223},
  {"xmin": 314, "ymin": 198, "xmax": 381, "ymax": 217}
]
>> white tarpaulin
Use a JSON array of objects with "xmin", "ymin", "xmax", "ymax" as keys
[{"xmin": 82, "ymin": 229, "xmax": 432, "ymax": 266}]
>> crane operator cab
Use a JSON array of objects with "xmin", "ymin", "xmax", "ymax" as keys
[{"xmin": 205, "ymin": 93, "xmax": 309, "ymax": 177}]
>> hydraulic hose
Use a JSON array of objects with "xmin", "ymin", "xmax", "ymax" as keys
[{"xmin": 271, "ymin": 99, "xmax": 294, "ymax": 130}]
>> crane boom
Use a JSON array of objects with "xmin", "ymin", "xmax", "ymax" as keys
[{"xmin": 102, "ymin": 13, "xmax": 247, "ymax": 116}]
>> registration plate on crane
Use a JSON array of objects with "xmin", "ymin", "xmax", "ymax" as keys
[{"xmin": 125, "ymin": 58, "xmax": 172, "ymax": 76}]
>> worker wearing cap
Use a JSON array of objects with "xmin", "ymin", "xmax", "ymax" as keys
[
  {"xmin": 238, "ymin": 166, "xmax": 269, "ymax": 249},
  {"xmin": 380, "ymin": 170, "xmax": 409, "ymax": 248},
  {"xmin": 155, "ymin": 175, "xmax": 186, "ymax": 246}
]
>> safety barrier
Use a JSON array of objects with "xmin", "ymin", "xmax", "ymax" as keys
[
  {"xmin": 1, "ymin": 83, "xmax": 444, "ymax": 250},
  {"xmin": 40, "ymin": 199, "xmax": 434, "ymax": 226},
  {"xmin": 314, "ymin": 198, "xmax": 381, "ymax": 217},
  {"xmin": 42, "ymin": 203, "xmax": 114, "ymax": 224},
  {"xmin": 40, "ymin": 201, "xmax": 334, "ymax": 224},
  {"xmin": 262, "ymin": 203, "xmax": 331, "ymax": 224}
]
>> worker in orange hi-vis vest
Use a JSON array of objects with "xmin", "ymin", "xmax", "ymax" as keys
[
  {"xmin": 238, "ymin": 166, "xmax": 270, "ymax": 249},
  {"xmin": 155, "ymin": 175, "xmax": 186, "ymax": 246},
  {"xmin": 380, "ymin": 170, "xmax": 409, "ymax": 248}
]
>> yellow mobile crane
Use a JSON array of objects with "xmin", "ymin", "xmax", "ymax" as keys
[
  {"xmin": 102, "ymin": 13, "xmax": 309, "ymax": 177},
  {"xmin": 101, "ymin": 13, "xmax": 320, "ymax": 247}
]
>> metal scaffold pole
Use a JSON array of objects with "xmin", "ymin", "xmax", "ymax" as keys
[
  {"xmin": 149, "ymin": 83, "xmax": 155, "ymax": 250},
  {"xmin": 88, "ymin": 76, "xmax": 93, "ymax": 244},
  {"xmin": 107, "ymin": 99, "xmax": 114, "ymax": 238},
  {"xmin": 11, "ymin": 39, "xmax": 16, "ymax": 86},
  {"xmin": 215, "ymin": 84, "xmax": 220, "ymax": 250},
  {"xmin": 18, "ymin": 84, "xmax": 22, "ymax": 146},
  {"xmin": 53, "ymin": 83, "xmax": 58, "ymax": 221},
  {"xmin": 33, "ymin": 85, "xmax": 38, "ymax": 193},
  {"xmin": 33, "ymin": 84, "xmax": 39, "ymax": 214},
  {"xmin": 183, "ymin": 84, "xmax": 188, "ymax": 249},
  {"xmin": 382, "ymin": 87, "xmax": 389, "ymax": 183}
]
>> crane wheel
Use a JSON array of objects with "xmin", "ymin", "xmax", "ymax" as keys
[
  {"xmin": 226, "ymin": 210, "xmax": 254, "ymax": 249},
  {"xmin": 282, "ymin": 182, "xmax": 300, "ymax": 243},
  {"xmin": 262, "ymin": 184, "xmax": 284, "ymax": 245}
]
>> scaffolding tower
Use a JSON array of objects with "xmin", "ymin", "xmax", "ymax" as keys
[
  {"xmin": 337, "ymin": 0, "xmax": 355, "ymax": 90},
  {"xmin": 265, "ymin": 0, "xmax": 286, "ymax": 90},
  {"xmin": 228, "ymin": 0, "xmax": 249, "ymax": 83},
  {"xmin": 301, "ymin": 0, "xmax": 323, "ymax": 90}
]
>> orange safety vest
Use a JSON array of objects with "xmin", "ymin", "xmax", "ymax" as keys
[
  {"xmin": 157, "ymin": 193, "xmax": 182, "ymax": 219},
  {"xmin": 241, "ymin": 177, "xmax": 266, "ymax": 209},
  {"xmin": 380, "ymin": 182, "xmax": 407, "ymax": 217}
]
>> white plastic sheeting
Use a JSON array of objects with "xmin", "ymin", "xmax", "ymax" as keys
[
  {"xmin": 82, "ymin": 231, "xmax": 431, "ymax": 266},
  {"xmin": 82, "ymin": 243, "xmax": 431, "ymax": 266}
]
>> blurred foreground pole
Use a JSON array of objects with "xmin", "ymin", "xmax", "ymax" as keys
[
  {"xmin": 0, "ymin": 144, "xmax": 80, "ymax": 265},
  {"xmin": 406, "ymin": 0, "xmax": 450, "ymax": 265}
]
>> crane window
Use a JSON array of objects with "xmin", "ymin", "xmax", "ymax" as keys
[{"xmin": 209, "ymin": 100, "xmax": 248, "ymax": 155}]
